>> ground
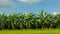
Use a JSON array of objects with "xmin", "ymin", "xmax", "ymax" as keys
[{"xmin": 0, "ymin": 29, "xmax": 60, "ymax": 34}]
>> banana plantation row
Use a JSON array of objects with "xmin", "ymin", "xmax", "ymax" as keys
[{"xmin": 0, "ymin": 10, "xmax": 60, "ymax": 30}]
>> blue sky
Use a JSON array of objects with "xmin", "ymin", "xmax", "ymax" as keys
[{"xmin": 0, "ymin": 0, "xmax": 60, "ymax": 14}]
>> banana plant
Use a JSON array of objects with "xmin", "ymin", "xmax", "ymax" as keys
[
  {"xmin": 18, "ymin": 12, "xmax": 24, "ymax": 29},
  {"xmin": 38, "ymin": 10, "xmax": 47, "ymax": 29},
  {"xmin": 0, "ymin": 13, "xmax": 7, "ymax": 29}
]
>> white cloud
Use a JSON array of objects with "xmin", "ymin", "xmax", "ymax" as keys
[
  {"xmin": 0, "ymin": 0, "xmax": 16, "ymax": 8},
  {"xmin": 18, "ymin": 0, "xmax": 41, "ymax": 3}
]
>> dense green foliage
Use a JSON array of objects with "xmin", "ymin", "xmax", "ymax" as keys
[{"xmin": 0, "ymin": 10, "xmax": 60, "ymax": 30}]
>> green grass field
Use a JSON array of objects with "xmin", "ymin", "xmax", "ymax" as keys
[{"xmin": 0, "ymin": 29, "xmax": 60, "ymax": 34}]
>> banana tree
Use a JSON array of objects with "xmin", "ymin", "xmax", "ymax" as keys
[
  {"xmin": 0, "ymin": 13, "xmax": 8, "ymax": 29},
  {"xmin": 24, "ymin": 12, "xmax": 31, "ymax": 29},
  {"xmin": 7, "ymin": 12, "xmax": 18, "ymax": 29},
  {"xmin": 54, "ymin": 14, "xmax": 60, "ymax": 28},
  {"xmin": 24, "ymin": 12, "xmax": 36, "ymax": 29},
  {"xmin": 18, "ymin": 12, "xmax": 24, "ymax": 29},
  {"xmin": 38, "ymin": 10, "xmax": 47, "ymax": 29}
]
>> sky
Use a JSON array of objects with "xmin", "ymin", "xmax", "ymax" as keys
[{"xmin": 0, "ymin": 0, "xmax": 60, "ymax": 15}]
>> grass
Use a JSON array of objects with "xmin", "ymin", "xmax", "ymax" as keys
[{"xmin": 0, "ymin": 29, "xmax": 60, "ymax": 34}]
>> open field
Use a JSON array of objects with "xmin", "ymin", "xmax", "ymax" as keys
[{"xmin": 0, "ymin": 29, "xmax": 60, "ymax": 34}]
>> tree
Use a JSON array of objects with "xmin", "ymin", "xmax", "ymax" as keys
[{"xmin": 17, "ymin": 12, "xmax": 24, "ymax": 29}]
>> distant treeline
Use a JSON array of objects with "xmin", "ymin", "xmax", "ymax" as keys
[{"xmin": 0, "ymin": 10, "xmax": 60, "ymax": 30}]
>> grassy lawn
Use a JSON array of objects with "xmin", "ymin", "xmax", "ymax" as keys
[{"xmin": 0, "ymin": 29, "xmax": 60, "ymax": 34}]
